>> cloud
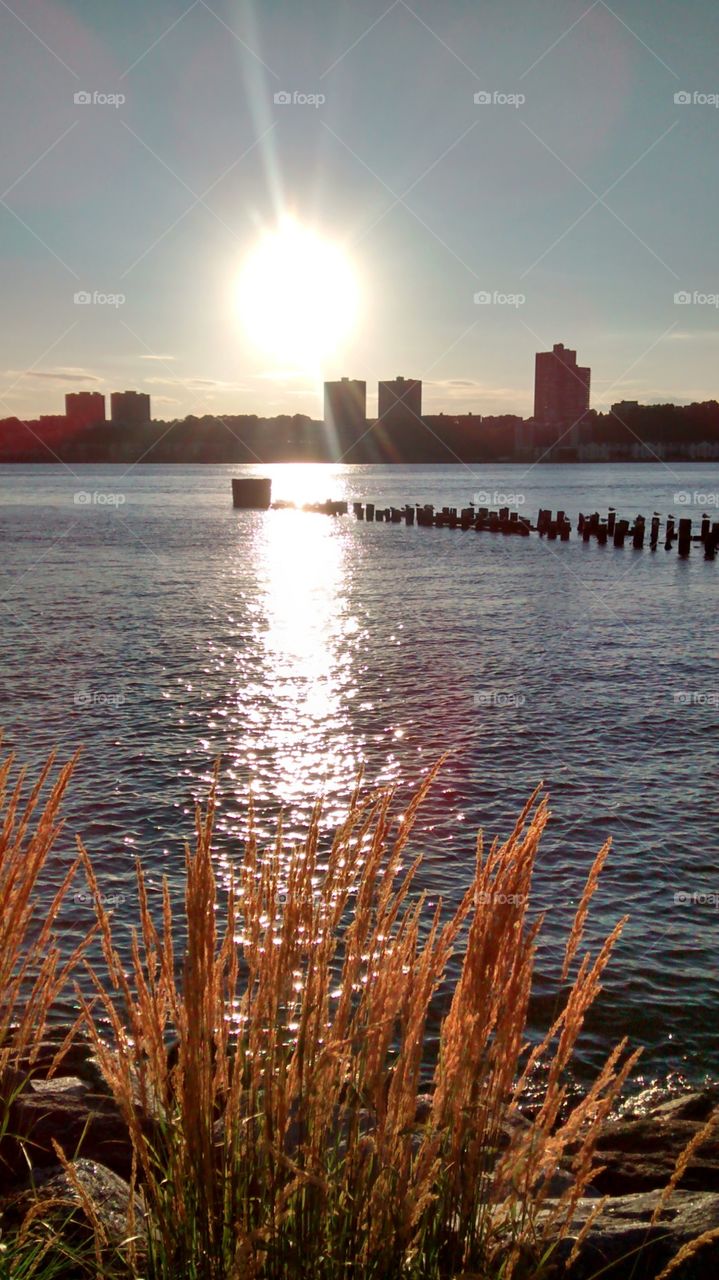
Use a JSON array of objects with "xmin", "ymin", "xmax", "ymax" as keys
[
  {"xmin": 139, "ymin": 354, "xmax": 176, "ymax": 361},
  {"xmin": 667, "ymin": 330, "xmax": 719, "ymax": 342},
  {"xmin": 426, "ymin": 378, "xmax": 523, "ymax": 402},
  {"xmin": 7, "ymin": 367, "xmax": 101, "ymax": 384},
  {"xmin": 143, "ymin": 376, "xmax": 242, "ymax": 391}
]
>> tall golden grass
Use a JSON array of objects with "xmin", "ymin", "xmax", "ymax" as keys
[
  {"xmin": 0, "ymin": 745, "xmax": 711, "ymax": 1280},
  {"xmin": 0, "ymin": 744, "xmax": 90, "ymax": 1095},
  {"xmin": 77, "ymin": 765, "xmax": 639, "ymax": 1280}
]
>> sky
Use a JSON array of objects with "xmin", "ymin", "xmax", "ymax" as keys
[{"xmin": 1, "ymin": 0, "xmax": 719, "ymax": 422}]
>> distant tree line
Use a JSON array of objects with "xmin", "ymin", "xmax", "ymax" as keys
[{"xmin": 1, "ymin": 402, "xmax": 719, "ymax": 464}]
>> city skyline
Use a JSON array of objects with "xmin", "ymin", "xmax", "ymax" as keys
[
  {"xmin": 4, "ymin": 333, "xmax": 719, "ymax": 466},
  {"xmin": 13, "ymin": 334, "xmax": 719, "ymax": 435},
  {"xmin": 3, "ymin": 339, "xmax": 597, "ymax": 429},
  {"xmin": 2, "ymin": 1, "xmax": 719, "ymax": 425}
]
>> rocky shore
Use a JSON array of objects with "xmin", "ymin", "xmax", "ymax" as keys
[{"xmin": 1, "ymin": 1029, "xmax": 717, "ymax": 1278}]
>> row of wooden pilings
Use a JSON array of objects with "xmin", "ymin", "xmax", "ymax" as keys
[
  {"xmin": 350, "ymin": 502, "xmax": 719, "ymax": 558},
  {"xmin": 574, "ymin": 508, "xmax": 719, "ymax": 558}
]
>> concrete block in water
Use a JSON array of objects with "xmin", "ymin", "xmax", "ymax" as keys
[{"xmin": 231, "ymin": 477, "xmax": 272, "ymax": 509}]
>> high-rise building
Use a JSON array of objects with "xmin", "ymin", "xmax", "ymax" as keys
[
  {"xmin": 377, "ymin": 376, "xmax": 422, "ymax": 427},
  {"xmin": 323, "ymin": 378, "xmax": 366, "ymax": 454},
  {"xmin": 110, "ymin": 391, "xmax": 151, "ymax": 427},
  {"xmin": 65, "ymin": 391, "xmax": 106, "ymax": 429},
  {"xmin": 534, "ymin": 344, "xmax": 590, "ymax": 431}
]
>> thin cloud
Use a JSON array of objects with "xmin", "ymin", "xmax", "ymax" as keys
[
  {"xmin": 667, "ymin": 330, "xmax": 719, "ymax": 342},
  {"xmin": 143, "ymin": 375, "xmax": 244, "ymax": 391},
  {"xmin": 6, "ymin": 368, "xmax": 102, "ymax": 384}
]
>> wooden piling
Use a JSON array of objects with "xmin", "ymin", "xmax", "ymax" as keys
[
  {"xmin": 677, "ymin": 518, "xmax": 692, "ymax": 557},
  {"xmin": 613, "ymin": 519, "xmax": 629, "ymax": 548}
]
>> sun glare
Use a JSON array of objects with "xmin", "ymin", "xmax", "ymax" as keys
[{"xmin": 236, "ymin": 218, "xmax": 360, "ymax": 371}]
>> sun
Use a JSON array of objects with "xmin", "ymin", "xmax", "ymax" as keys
[{"xmin": 236, "ymin": 217, "xmax": 360, "ymax": 371}]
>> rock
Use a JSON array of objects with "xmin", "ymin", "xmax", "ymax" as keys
[
  {"xmin": 652, "ymin": 1090, "xmax": 719, "ymax": 1124},
  {"xmin": 1, "ymin": 1074, "xmax": 152, "ymax": 1190},
  {"xmin": 550, "ymin": 1189, "xmax": 719, "ymax": 1279},
  {"xmin": 6, "ymin": 1023, "xmax": 95, "ymax": 1076},
  {"xmin": 538, "ymin": 1167, "xmax": 600, "ymax": 1199},
  {"xmin": 562, "ymin": 1091, "xmax": 719, "ymax": 1196},
  {"xmin": 1, "ymin": 1158, "xmax": 146, "ymax": 1271},
  {"xmin": 620, "ymin": 1086, "xmax": 719, "ymax": 1125}
]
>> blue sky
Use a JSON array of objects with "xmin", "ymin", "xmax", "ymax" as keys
[{"xmin": 1, "ymin": 0, "xmax": 718, "ymax": 421}]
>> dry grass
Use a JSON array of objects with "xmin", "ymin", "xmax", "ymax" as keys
[
  {"xmin": 0, "ymin": 744, "xmax": 710, "ymax": 1280},
  {"xmin": 76, "ymin": 765, "xmax": 639, "ymax": 1280},
  {"xmin": 0, "ymin": 742, "xmax": 91, "ymax": 1099}
]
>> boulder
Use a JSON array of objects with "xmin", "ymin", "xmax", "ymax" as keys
[
  {"xmin": 1, "ymin": 1158, "xmax": 146, "ymax": 1271},
  {"xmin": 550, "ymin": 1188, "xmax": 719, "ymax": 1279},
  {"xmin": 1, "ymin": 1075, "xmax": 148, "ymax": 1189},
  {"xmin": 562, "ymin": 1090, "xmax": 719, "ymax": 1196}
]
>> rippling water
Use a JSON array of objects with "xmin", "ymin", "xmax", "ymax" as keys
[{"xmin": 1, "ymin": 462, "xmax": 717, "ymax": 1088}]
